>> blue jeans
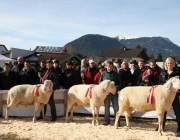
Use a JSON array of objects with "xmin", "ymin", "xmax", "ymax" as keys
[{"xmin": 104, "ymin": 93, "xmax": 119, "ymax": 123}]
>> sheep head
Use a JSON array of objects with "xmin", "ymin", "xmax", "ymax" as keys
[
  {"xmin": 100, "ymin": 80, "xmax": 116, "ymax": 94},
  {"xmin": 43, "ymin": 80, "xmax": 53, "ymax": 92},
  {"xmin": 163, "ymin": 76, "xmax": 180, "ymax": 91}
]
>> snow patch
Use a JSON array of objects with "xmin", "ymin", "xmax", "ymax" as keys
[{"xmin": 116, "ymin": 35, "xmax": 140, "ymax": 40}]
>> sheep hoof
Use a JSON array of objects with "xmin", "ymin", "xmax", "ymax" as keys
[
  {"xmin": 115, "ymin": 125, "xmax": 118, "ymax": 129},
  {"xmin": 158, "ymin": 132, "xmax": 162, "ymax": 136},
  {"xmin": 32, "ymin": 118, "xmax": 36, "ymax": 123}
]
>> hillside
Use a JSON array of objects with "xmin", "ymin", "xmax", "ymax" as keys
[
  {"xmin": 64, "ymin": 34, "xmax": 124, "ymax": 57},
  {"xmin": 64, "ymin": 34, "xmax": 180, "ymax": 59},
  {"xmin": 117, "ymin": 37, "xmax": 180, "ymax": 59}
]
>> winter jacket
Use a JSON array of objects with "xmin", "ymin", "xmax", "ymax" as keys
[
  {"xmin": 94, "ymin": 72, "xmax": 101, "ymax": 84},
  {"xmin": 142, "ymin": 65, "xmax": 161, "ymax": 82},
  {"xmin": 83, "ymin": 67, "xmax": 99, "ymax": 84},
  {"xmin": 119, "ymin": 69, "xmax": 132, "ymax": 89},
  {"xmin": 43, "ymin": 67, "xmax": 59, "ymax": 91},
  {"xmin": 0, "ymin": 70, "xmax": 16, "ymax": 90},
  {"xmin": 62, "ymin": 68, "xmax": 79, "ymax": 89},
  {"xmin": 132, "ymin": 66, "xmax": 147, "ymax": 86},
  {"xmin": 19, "ymin": 67, "xmax": 37, "ymax": 85}
]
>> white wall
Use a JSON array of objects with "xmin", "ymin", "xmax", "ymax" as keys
[{"xmin": 11, "ymin": 48, "xmax": 34, "ymax": 59}]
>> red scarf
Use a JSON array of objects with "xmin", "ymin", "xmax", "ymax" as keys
[
  {"xmin": 85, "ymin": 85, "xmax": 95, "ymax": 98},
  {"xmin": 146, "ymin": 85, "xmax": 157, "ymax": 104},
  {"xmin": 30, "ymin": 84, "xmax": 41, "ymax": 96},
  {"xmin": 41, "ymin": 70, "xmax": 48, "ymax": 84}
]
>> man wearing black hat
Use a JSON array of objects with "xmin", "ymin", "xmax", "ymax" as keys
[
  {"xmin": 53, "ymin": 59, "xmax": 63, "ymax": 88},
  {"xmin": 37, "ymin": 59, "xmax": 59, "ymax": 122},
  {"xmin": 114, "ymin": 60, "xmax": 122, "ymax": 73}
]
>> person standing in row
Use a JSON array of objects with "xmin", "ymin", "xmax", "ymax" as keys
[
  {"xmin": 62, "ymin": 61, "xmax": 79, "ymax": 89},
  {"xmin": 19, "ymin": 60, "xmax": 37, "ymax": 85},
  {"xmin": 12, "ymin": 56, "xmax": 24, "ymax": 85},
  {"xmin": 0, "ymin": 63, "xmax": 16, "ymax": 90},
  {"xmin": 99, "ymin": 61, "xmax": 121, "ymax": 125},
  {"xmin": 155, "ymin": 57, "xmax": 180, "ymax": 137},
  {"xmin": 132, "ymin": 59, "xmax": 147, "ymax": 86},
  {"xmin": 53, "ymin": 59, "xmax": 63, "ymax": 88},
  {"xmin": 83, "ymin": 59, "xmax": 99, "ymax": 84},
  {"xmin": 37, "ymin": 59, "xmax": 59, "ymax": 122}
]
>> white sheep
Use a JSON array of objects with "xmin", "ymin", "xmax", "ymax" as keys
[
  {"xmin": 114, "ymin": 76, "xmax": 180, "ymax": 136},
  {"xmin": 5, "ymin": 80, "xmax": 53, "ymax": 123},
  {"xmin": 66, "ymin": 80, "xmax": 116, "ymax": 125}
]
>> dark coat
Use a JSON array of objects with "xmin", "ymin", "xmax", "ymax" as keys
[
  {"xmin": 19, "ymin": 67, "xmax": 37, "ymax": 85},
  {"xmin": 54, "ymin": 67, "xmax": 63, "ymax": 86},
  {"xmin": 0, "ymin": 71, "xmax": 16, "ymax": 90},
  {"xmin": 119, "ymin": 69, "xmax": 132, "ymax": 89},
  {"xmin": 132, "ymin": 66, "xmax": 147, "ymax": 86},
  {"xmin": 12, "ymin": 64, "xmax": 24, "ymax": 73},
  {"xmin": 12, "ymin": 64, "xmax": 24, "ymax": 85},
  {"xmin": 43, "ymin": 67, "xmax": 59, "ymax": 90},
  {"xmin": 62, "ymin": 68, "xmax": 79, "ymax": 89}
]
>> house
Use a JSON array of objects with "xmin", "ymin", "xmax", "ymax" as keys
[
  {"xmin": 101, "ymin": 47, "xmax": 145, "ymax": 63},
  {"xmin": 1, "ymin": 48, "xmax": 34, "ymax": 59},
  {"xmin": 0, "ymin": 44, "xmax": 8, "ymax": 53},
  {"xmin": 29, "ymin": 46, "xmax": 80, "ymax": 70},
  {"xmin": 1, "ymin": 46, "xmax": 81, "ymax": 70}
]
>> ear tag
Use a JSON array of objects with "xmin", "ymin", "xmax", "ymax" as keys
[
  {"xmin": 120, "ymin": 95, "xmax": 124, "ymax": 100},
  {"xmin": 12, "ymin": 89, "xmax": 18, "ymax": 94}
]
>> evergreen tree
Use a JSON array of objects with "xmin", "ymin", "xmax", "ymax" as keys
[
  {"xmin": 149, "ymin": 53, "xmax": 155, "ymax": 59},
  {"xmin": 156, "ymin": 53, "xmax": 163, "ymax": 61}
]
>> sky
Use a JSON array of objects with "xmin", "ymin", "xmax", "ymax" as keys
[{"xmin": 0, "ymin": 0, "xmax": 180, "ymax": 50}]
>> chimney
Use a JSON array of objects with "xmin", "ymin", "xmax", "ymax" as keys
[{"xmin": 123, "ymin": 46, "xmax": 126, "ymax": 51}]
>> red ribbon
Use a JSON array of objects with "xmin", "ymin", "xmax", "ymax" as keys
[
  {"xmin": 85, "ymin": 85, "xmax": 95, "ymax": 98},
  {"xmin": 30, "ymin": 84, "xmax": 41, "ymax": 96},
  {"xmin": 146, "ymin": 85, "xmax": 157, "ymax": 104}
]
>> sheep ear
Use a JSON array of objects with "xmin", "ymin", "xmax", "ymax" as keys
[
  {"xmin": 43, "ymin": 84, "xmax": 46, "ymax": 91},
  {"xmin": 110, "ymin": 81, "xmax": 115, "ymax": 88},
  {"xmin": 103, "ymin": 80, "xmax": 111, "ymax": 92}
]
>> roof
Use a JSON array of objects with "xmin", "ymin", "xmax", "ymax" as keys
[
  {"xmin": 33, "ymin": 46, "xmax": 67, "ymax": 53},
  {"xmin": 24, "ymin": 52, "xmax": 80, "ymax": 63},
  {"xmin": 173, "ymin": 56, "xmax": 180, "ymax": 62},
  {"xmin": 101, "ymin": 48, "xmax": 144, "ymax": 58},
  {"xmin": 0, "ymin": 44, "xmax": 8, "ymax": 52}
]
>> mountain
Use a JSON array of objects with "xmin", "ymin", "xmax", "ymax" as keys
[
  {"xmin": 64, "ymin": 34, "xmax": 180, "ymax": 60},
  {"xmin": 116, "ymin": 36, "xmax": 180, "ymax": 59},
  {"xmin": 64, "ymin": 34, "xmax": 124, "ymax": 57}
]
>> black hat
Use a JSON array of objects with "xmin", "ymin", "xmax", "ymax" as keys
[
  {"xmin": 114, "ymin": 59, "xmax": 122, "ymax": 63},
  {"xmin": 46, "ymin": 60, "xmax": 53, "ymax": 63},
  {"xmin": 130, "ymin": 60, "xmax": 137, "ymax": 64},
  {"xmin": 53, "ymin": 59, "xmax": 59, "ymax": 64}
]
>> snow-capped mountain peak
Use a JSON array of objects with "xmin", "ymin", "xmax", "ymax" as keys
[{"xmin": 116, "ymin": 35, "xmax": 140, "ymax": 40}]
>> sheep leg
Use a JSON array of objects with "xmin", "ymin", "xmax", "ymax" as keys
[
  {"xmin": 41, "ymin": 104, "xmax": 45, "ymax": 120},
  {"xmin": 156, "ymin": 110, "xmax": 164, "ymax": 136},
  {"xmin": 91, "ymin": 106, "xmax": 95, "ymax": 126},
  {"xmin": 33, "ymin": 102, "xmax": 39, "ymax": 123},
  {"xmin": 5, "ymin": 106, "xmax": 10, "ymax": 120},
  {"xmin": 70, "ymin": 104, "xmax": 77, "ymax": 122},
  {"xmin": 66, "ymin": 102, "xmax": 75, "ymax": 123},
  {"xmin": 125, "ymin": 111, "xmax": 131, "ymax": 128},
  {"xmin": 5, "ymin": 103, "xmax": 15, "ymax": 120},
  {"xmin": 95, "ymin": 106, "xmax": 100, "ymax": 125},
  {"xmin": 114, "ymin": 107, "xmax": 126, "ymax": 129}
]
